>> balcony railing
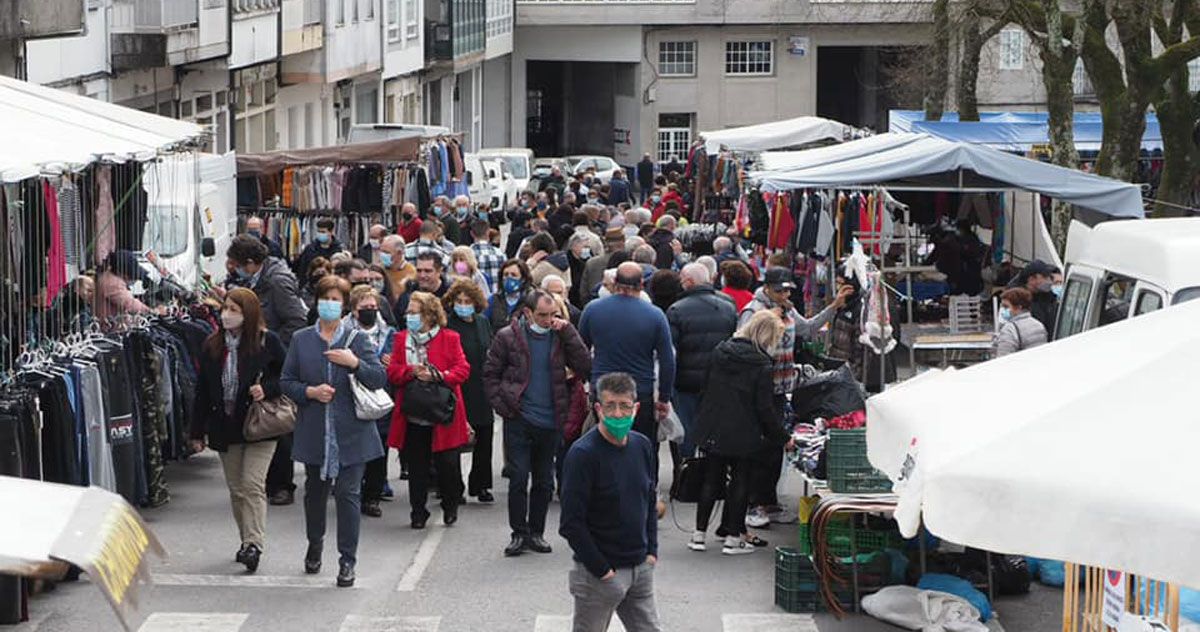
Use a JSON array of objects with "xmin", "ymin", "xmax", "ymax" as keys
[{"xmin": 113, "ymin": 0, "xmax": 200, "ymax": 30}]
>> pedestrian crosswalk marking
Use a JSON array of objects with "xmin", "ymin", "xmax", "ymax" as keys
[
  {"xmin": 534, "ymin": 615, "xmax": 626, "ymax": 632},
  {"xmin": 721, "ymin": 613, "xmax": 818, "ymax": 632},
  {"xmin": 339, "ymin": 615, "xmax": 441, "ymax": 631},
  {"xmin": 138, "ymin": 612, "xmax": 248, "ymax": 631},
  {"xmin": 396, "ymin": 527, "xmax": 445, "ymax": 592},
  {"xmin": 152, "ymin": 573, "xmax": 362, "ymax": 588}
]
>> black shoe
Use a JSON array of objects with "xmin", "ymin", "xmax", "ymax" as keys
[
  {"xmin": 269, "ymin": 489, "xmax": 294, "ymax": 506},
  {"xmin": 399, "ymin": 468, "xmax": 410, "ymax": 481},
  {"xmin": 336, "ymin": 562, "xmax": 355, "ymax": 588},
  {"xmin": 304, "ymin": 541, "xmax": 322, "ymax": 575},
  {"xmin": 381, "ymin": 483, "xmax": 395, "ymax": 500},
  {"xmin": 476, "ymin": 490, "xmax": 495, "ymax": 503},
  {"xmin": 241, "ymin": 544, "xmax": 261, "ymax": 574},
  {"xmin": 362, "ymin": 499, "xmax": 382, "ymax": 518},
  {"xmin": 411, "ymin": 511, "xmax": 429, "ymax": 529},
  {"xmin": 235, "ymin": 543, "xmax": 249, "ymax": 564},
  {"xmin": 525, "ymin": 535, "xmax": 552, "ymax": 554},
  {"xmin": 504, "ymin": 535, "xmax": 526, "ymax": 557},
  {"xmin": 443, "ymin": 504, "xmax": 458, "ymax": 526}
]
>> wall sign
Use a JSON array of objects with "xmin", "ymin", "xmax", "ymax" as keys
[{"xmin": 789, "ymin": 36, "xmax": 809, "ymax": 56}]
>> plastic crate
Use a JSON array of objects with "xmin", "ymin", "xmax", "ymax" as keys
[
  {"xmin": 774, "ymin": 547, "xmax": 816, "ymax": 581},
  {"xmin": 821, "ymin": 518, "xmax": 904, "ymax": 558},
  {"xmin": 826, "ymin": 429, "xmax": 893, "ymax": 494},
  {"xmin": 775, "ymin": 583, "xmax": 819, "ymax": 613},
  {"xmin": 797, "ymin": 523, "xmax": 812, "ymax": 556}
]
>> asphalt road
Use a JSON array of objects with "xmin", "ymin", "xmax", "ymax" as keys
[{"xmin": 11, "ymin": 428, "xmax": 1062, "ymax": 632}]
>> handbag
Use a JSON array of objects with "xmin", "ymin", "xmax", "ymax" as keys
[
  {"xmin": 669, "ymin": 455, "xmax": 726, "ymax": 503},
  {"xmin": 402, "ymin": 364, "xmax": 457, "ymax": 425},
  {"xmin": 344, "ymin": 330, "xmax": 395, "ymax": 420},
  {"xmin": 244, "ymin": 375, "xmax": 297, "ymax": 441}
]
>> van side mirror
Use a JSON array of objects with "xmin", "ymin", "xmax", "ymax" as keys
[
  {"xmin": 201, "ymin": 237, "xmax": 216, "ymax": 257},
  {"xmin": 466, "ymin": 172, "xmax": 473, "ymax": 186}
]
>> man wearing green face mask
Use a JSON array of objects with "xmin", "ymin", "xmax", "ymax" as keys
[{"xmin": 559, "ymin": 372, "xmax": 662, "ymax": 632}]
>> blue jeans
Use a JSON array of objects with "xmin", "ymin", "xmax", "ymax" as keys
[
  {"xmin": 672, "ymin": 391, "xmax": 702, "ymax": 459},
  {"xmin": 504, "ymin": 416, "xmax": 558, "ymax": 537}
]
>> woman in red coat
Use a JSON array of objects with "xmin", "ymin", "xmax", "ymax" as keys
[{"xmin": 387, "ymin": 291, "xmax": 472, "ymax": 529}]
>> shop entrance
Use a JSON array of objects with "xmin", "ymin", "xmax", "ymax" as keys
[
  {"xmin": 816, "ymin": 46, "xmax": 912, "ymax": 132},
  {"xmin": 526, "ymin": 61, "xmax": 634, "ymax": 158}
]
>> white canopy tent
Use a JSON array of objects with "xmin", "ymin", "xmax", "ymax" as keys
[
  {"xmin": 753, "ymin": 133, "xmax": 1144, "ymax": 220},
  {"xmin": 700, "ymin": 116, "xmax": 854, "ymax": 153},
  {"xmin": 0, "ymin": 75, "xmax": 204, "ymax": 182},
  {"xmin": 866, "ymin": 300, "xmax": 1200, "ymax": 589}
]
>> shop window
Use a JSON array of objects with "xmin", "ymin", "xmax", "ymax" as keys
[
  {"xmin": 999, "ymin": 29, "xmax": 1024, "ymax": 70},
  {"xmin": 659, "ymin": 41, "xmax": 696, "ymax": 77},
  {"xmin": 1134, "ymin": 290, "xmax": 1163, "ymax": 316},
  {"xmin": 725, "ymin": 41, "xmax": 772, "ymax": 76},
  {"xmin": 1056, "ymin": 276, "xmax": 1093, "ymax": 339}
]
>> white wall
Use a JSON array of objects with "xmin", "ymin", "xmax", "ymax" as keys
[
  {"xmin": 277, "ymin": 82, "xmax": 333, "ymax": 148},
  {"xmin": 26, "ymin": 3, "xmax": 109, "ymax": 86},
  {"xmin": 325, "ymin": 0, "xmax": 383, "ymax": 83},
  {"xmin": 231, "ymin": 12, "xmax": 280, "ymax": 69},
  {"xmin": 482, "ymin": 55, "xmax": 510, "ymax": 147},
  {"xmin": 383, "ymin": 0, "xmax": 423, "ymax": 78}
]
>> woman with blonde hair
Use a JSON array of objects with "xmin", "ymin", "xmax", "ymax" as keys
[
  {"xmin": 448, "ymin": 246, "xmax": 493, "ymax": 302},
  {"xmin": 387, "ymin": 291, "xmax": 472, "ymax": 529},
  {"xmin": 690, "ymin": 310, "xmax": 793, "ymax": 556}
]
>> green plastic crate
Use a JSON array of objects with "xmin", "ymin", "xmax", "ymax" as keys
[
  {"xmin": 826, "ymin": 429, "xmax": 893, "ymax": 494},
  {"xmin": 797, "ymin": 523, "xmax": 812, "ymax": 556},
  {"xmin": 821, "ymin": 519, "xmax": 904, "ymax": 558},
  {"xmin": 774, "ymin": 583, "xmax": 819, "ymax": 613},
  {"xmin": 774, "ymin": 547, "xmax": 816, "ymax": 580}
]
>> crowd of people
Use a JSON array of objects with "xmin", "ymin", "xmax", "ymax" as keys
[{"xmin": 186, "ymin": 163, "xmax": 865, "ymax": 631}]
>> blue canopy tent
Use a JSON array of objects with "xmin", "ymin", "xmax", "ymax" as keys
[{"xmin": 888, "ymin": 110, "xmax": 1162, "ymax": 153}]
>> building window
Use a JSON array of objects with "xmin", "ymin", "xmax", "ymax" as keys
[
  {"xmin": 365, "ymin": 0, "xmax": 375, "ymax": 19},
  {"xmin": 387, "ymin": 0, "xmax": 400, "ymax": 41},
  {"xmin": 658, "ymin": 41, "xmax": 696, "ymax": 77},
  {"xmin": 725, "ymin": 40, "xmax": 773, "ymax": 76},
  {"xmin": 336, "ymin": 0, "xmax": 345, "ymax": 24},
  {"xmin": 487, "ymin": 0, "xmax": 512, "ymax": 38},
  {"xmin": 404, "ymin": 0, "xmax": 418, "ymax": 39},
  {"xmin": 1189, "ymin": 58, "xmax": 1200, "ymax": 93},
  {"xmin": 657, "ymin": 113, "xmax": 693, "ymax": 163},
  {"xmin": 999, "ymin": 29, "xmax": 1024, "ymax": 70}
]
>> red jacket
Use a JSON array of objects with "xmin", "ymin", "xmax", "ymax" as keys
[
  {"xmin": 652, "ymin": 190, "xmax": 685, "ymax": 222},
  {"xmin": 398, "ymin": 218, "xmax": 423, "ymax": 244},
  {"xmin": 387, "ymin": 328, "xmax": 472, "ymax": 453}
]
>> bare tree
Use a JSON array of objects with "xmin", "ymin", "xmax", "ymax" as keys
[{"xmin": 925, "ymin": 0, "xmax": 952, "ymax": 120}]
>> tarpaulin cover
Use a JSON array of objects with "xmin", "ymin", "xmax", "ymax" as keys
[
  {"xmin": 889, "ymin": 109, "xmax": 1162, "ymax": 152},
  {"xmin": 753, "ymin": 133, "xmax": 1144, "ymax": 218},
  {"xmin": 0, "ymin": 75, "xmax": 204, "ymax": 182},
  {"xmin": 865, "ymin": 299, "xmax": 1200, "ymax": 589},
  {"xmin": 700, "ymin": 116, "xmax": 853, "ymax": 153},
  {"xmin": 236, "ymin": 137, "xmax": 422, "ymax": 175}
]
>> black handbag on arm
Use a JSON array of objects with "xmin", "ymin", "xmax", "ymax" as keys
[{"xmin": 402, "ymin": 364, "xmax": 456, "ymax": 425}]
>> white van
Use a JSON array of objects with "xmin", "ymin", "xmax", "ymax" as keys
[
  {"xmin": 478, "ymin": 148, "xmax": 534, "ymax": 192},
  {"xmin": 463, "ymin": 153, "xmax": 492, "ymax": 208},
  {"xmin": 1055, "ymin": 218, "xmax": 1200, "ymax": 339},
  {"xmin": 346, "ymin": 123, "xmax": 451, "ymax": 145}
]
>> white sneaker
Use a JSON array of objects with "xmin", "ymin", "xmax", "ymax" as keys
[
  {"xmin": 766, "ymin": 505, "xmax": 798, "ymax": 525},
  {"xmin": 746, "ymin": 507, "xmax": 770, "ymax": 528},
  {"xmin": 722, "ymin": 536, "xmax": 755, "ymax": 556},
  {"xmin": 687, "ymin": 531, "xmax": 706, "ymax": 552}
]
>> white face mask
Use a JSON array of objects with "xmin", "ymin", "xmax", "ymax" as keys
[
  {"xmin": 369, "ymin": 238, "xmax": 381, "ymax": 249},
  {"xmin": 221, "ymin": 311, "xmax": 244, "ymax": 330}
]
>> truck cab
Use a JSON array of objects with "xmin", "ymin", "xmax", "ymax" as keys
[{"xmin": 1055, "ymin": 218, "xmax": 1200, "ymax": 339}]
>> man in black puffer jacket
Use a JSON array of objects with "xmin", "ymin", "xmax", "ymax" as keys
[{"xmin": 666, "ymin": 262, "xmax": 737, "ymax": 460}]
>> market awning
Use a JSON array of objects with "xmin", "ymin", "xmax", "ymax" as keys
[
  {"xmin": 0, "ymin": 75, "xmax": 205, "ymax": 183},
  {"xmin": 236, "ymin": 137, "xmax": 422, "ymax": 175},
  {"xmin": 700, "ymin": 116, "xmax": 854, "ymax": 153},
  {"xmin": 889, "ymin": 109, "xmax": 1163, "ymax": 153},
  {"xmin": 866, "ymin": 300, "xmax": 1200, "ymax": 588},
  {"xmin": 753, "ymin": 133, "xmax": 1144, "ymax": 218},
  {"xmin": 0, "ymin": 476, "xmax": 164, "ymax": 629}
]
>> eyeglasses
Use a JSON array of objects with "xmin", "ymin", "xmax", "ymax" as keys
[{"xmin": 598, "ymin": 401, "xmax": 636, "ymax": 415}]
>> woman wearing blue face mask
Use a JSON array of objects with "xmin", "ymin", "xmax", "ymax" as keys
[
  {"xmin": 387, "ymin": 292, "xmax": 472, "ymax": 529},
  {"xmin": 993, "ymin": 287, "xmax": 1047, "ymax": 357},
  {"xmin": 443, "ymin": 280, "xmax": 496, "ymax": 503},
  {"xmin": 487, "ymin": 259, "xmax": 531, "ymax": 332},
  {"xmin": 280, "ymin": 275, "xmax": 388, "ymax": 588}
]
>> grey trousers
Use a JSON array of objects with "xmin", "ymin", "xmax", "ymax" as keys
[
  {"xmin": 303, "ymin": 463, "xmax": 366, "ymax": 566},
  {"xmin": 569, "ymin": 562, "xmax": 663, "ymax": 632}
]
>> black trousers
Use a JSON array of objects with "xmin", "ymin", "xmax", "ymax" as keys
[
  {"xmin": 266, "ymin": 432, "xmax": 296, "ymax": 494},
  {"xmin": 403, "ymin": 423, "xmax": 464, "ymax": 520},
  {"xmin": 361, "ymin": 420, "xmax": 390, "ymax": 502},
  {"xmin": 504, "ymin": 417, "xmax": 557, "ymax": 537},
  {"xmin": 467, "ymin": 421, "xmax": 494, "ymax": 495},
  {"xmin": 748, "ymin": 394, "xmax": 789, "ymax": 508},
  {"xmin": 635, "ymin": 392, "xmax": 659, "ymax": 485},
  {"xmin": 697, "ymin": 455, "xmax": 753, "ymax": 536}
]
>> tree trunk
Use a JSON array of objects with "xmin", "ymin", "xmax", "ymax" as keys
[
  {"xmin": 925, "ymin": 0, "xmax": 951, "ymax": 120},
  {"xmin": 1038, "ymin": 0, "xmax": 1080, "ymax": 255},
  {"xmin": 957, "ymin": 13, "xmax": 984, "ymax": 121},
  {"xmin": 1152, "ymin": 57, "xmax": 1200, "ymax": 216}
]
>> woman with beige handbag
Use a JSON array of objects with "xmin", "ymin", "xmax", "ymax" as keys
[{"xmin": 189, "ymin": 288, "xmax": 288, "ymax": 574}]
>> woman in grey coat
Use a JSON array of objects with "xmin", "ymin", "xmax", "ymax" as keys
[
  {"xmin": 994, "ymin": 287, "xmax": 1048, "ymax": 358},
  {"xmin": 281, "ymin": 275, "xmax": 387, "ymax": 588}
]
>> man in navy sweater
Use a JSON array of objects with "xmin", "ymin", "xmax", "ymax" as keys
[
  {"xmin": 578, "ymin": 261, "xmax": 676, "ymax": 469},
  {"xmin": 560, "ymin": 372, "xmax": 661, "ymax": 632}
]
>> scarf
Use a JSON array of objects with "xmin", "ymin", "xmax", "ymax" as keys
[{"xmin": 222, "ymin": 331, "xmax": 241, "ymax": 416}]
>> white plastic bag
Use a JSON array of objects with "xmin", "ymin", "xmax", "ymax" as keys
[{"xmin": 658, "ymin": 408, "xmax": 685, "ymax": 443}]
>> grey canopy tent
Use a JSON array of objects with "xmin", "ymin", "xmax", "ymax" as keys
[{"xmin": 753, "ymin": 133, "xmax": 1144, "ymax": 219}]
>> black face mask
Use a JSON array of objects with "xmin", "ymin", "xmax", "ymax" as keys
[
  {"xmin": 358, "ymin": 308, "xmax": 379, "ymax": 327},
  {"xmin": 351, "ymin": 280, "xmax": 370, "ymax": 288}
]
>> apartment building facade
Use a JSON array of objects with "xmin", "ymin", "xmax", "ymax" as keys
[{"xmin": 510, "ymin": 0, "xmax": 1056, "ymax": 164}]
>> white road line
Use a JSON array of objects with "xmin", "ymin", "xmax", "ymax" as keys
[
  {"xmin": 396, "ymin": 527, "xmax": 445, "ymax": 592},
  {"xmin": 138, "ymin": 612, "xmax": 248, "ymax": 631},
  {"xmin": 721, "ymin": 613, "xmax": 818, "ymax": 632},
  {"xmin": 153, "ymin": 573, "xmax": 360, "ymax": 589},
  {"xmin": 338, "ymin": 615, "xmax": 441, "ymax": 632},
  {"xmin": 533, "ymin": 615, "xmax": 626, "ymax": 632}
]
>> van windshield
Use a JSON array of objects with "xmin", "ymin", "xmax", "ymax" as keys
[
  {"xmin": 495, "ymin": 156, "xmax": 528, "ymax": 179},
  {"xmin": 1173, "ymin": 287, "xmax": 1200, "ymax": 305}
]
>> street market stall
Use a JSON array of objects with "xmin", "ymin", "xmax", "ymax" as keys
[
  {"xmin": 866, "ymin": 299, "xmax": 1200, "ymax": 629},
  {"xmin": 700, "ymin": 116, "xmax": 859, "ymax": 153},
  {"xmin": 887, "ymin": 109, "xmax": 1163, "ymax": 153}
]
